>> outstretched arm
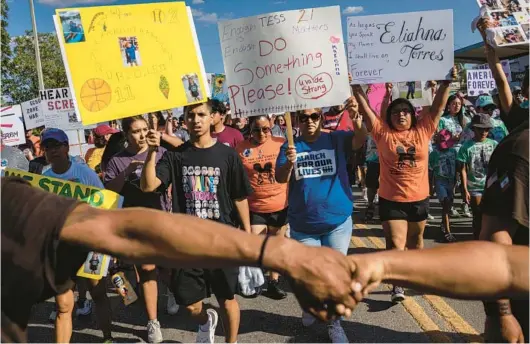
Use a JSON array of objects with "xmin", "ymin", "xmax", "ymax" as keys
[
  {"xmin": 349, "ymin": 241, "xmax": 529, "ymax": 301},
  {"xmin": 351, "ymin": 85, "xmax": 378, "ymax": 133},
  {"xmin": 60, "ymin": 204, "xmax": 359, "ymax": 320},
  {"xmin": 427, "ymin": 67, "xmax": 457, "ymax": 128}
]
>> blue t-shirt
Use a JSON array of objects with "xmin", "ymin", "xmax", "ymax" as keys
[
  {"xmin": 276, "ymin": 131, "xmax": 354, "ymax": 234},
  {"xmin": 125, "ymin": 45, "xmax": 137, "ymax": 60},
  {"xmin": 44, "ymin": 159, "xmax": 104, "ymax": 188}
]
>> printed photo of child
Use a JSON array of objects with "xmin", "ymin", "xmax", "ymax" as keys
[
  {"xmin": 495, "ymin": 26, "xmax": 527, "ymax": 44},
  {"xmin": 182, "ymin": 73, "xmax": 203, "ymax": 103},
  {"xmin": 83, "ymin": 252, "xmax": 102, "ymax": 275},
  {"xmin": 491, "ymin": 11, "xmax": 519, "ymax": 26},
  {"xmin": 59, "ymin": 10, "xmax": 85, "ymax": 43},
  {"xmin": 118, "ymin": 37, "xmax": 142, "ymax": 67},
  {"xmin": 521, "ymin": 23, "xmax": 530, "ymax": 38},
  {"xmin": 398, "ymin": 81, "xmax": 422, "ymax": 100},
  {"xmin": 477, "ymin": 0, "xmax": 502, "ymax": 10},
  {"xmin": 500, "ymin": 0, "xmax": 523, "ymax": 11}
]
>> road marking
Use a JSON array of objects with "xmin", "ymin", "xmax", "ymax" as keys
[
  {"xmin": 353, "ymin": 227, "xmax": 481, "ymax": 342},
  {"xmin": 351, "ymin": 236, "xmax": 367, "ymax": 248},
  {"xmin": 424, "ymin": 295, "xmax": 484, "ymax": 343}
]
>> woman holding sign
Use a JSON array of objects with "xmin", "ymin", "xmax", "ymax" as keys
[
  {"xmin": 352, "ymin": 67, "xmax": 456, "ymax": 303},
  {"xmin": 276, "ymin": 103, "xmax": 367, "ymax": 343}
]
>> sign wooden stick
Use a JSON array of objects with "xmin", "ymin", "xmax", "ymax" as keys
[
  {"xmin": 77, "ymin": 129, "xmax": 83, "ymax": 157},
  {"xmin": 284, "ymin": 112, "xmax": 295, "ymax": 147}
]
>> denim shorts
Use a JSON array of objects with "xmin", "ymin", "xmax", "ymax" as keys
[
  {"xmin": 289, "ymin": 216, "xmax": 353, "ymax": 255},
  {"xmin": 435, "ymin": 178, "xmax": 454, "ymax": 203}
]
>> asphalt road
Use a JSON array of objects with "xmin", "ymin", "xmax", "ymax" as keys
[{"xmin": 27, "ymin": 189, "xmax": 486, "ymax": 343}]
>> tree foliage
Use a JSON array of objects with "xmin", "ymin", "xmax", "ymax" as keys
[
  {"xmin": 2, "ymin": 26, "xmax": 69, "ymax": 104},
  {"xmin": 1, "ymin": 0, "xmax": 12, "ymax": 101}
]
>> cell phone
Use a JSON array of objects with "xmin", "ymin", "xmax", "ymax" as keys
[{"xmin": 147, "ymin": 115, "xmax": 159, "ymax": 152}]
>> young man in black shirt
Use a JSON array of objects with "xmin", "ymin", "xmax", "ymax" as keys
[{"xmin": 141, "ymin": 99, "xmax": 252, "ymax": 343}]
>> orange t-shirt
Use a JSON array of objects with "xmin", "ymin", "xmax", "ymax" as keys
[
  {"xmin": 371, "ymin": 114, "xmax": 436, "ymax": 202},
  {"xmin": 236, "ymin": 137, "xmax": 288, "ymax": 213}
]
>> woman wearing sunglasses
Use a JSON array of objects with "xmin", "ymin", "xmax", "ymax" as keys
[
  {"xmin": 275, "ymin": 104, "xmax": 366, "ymax": 343},
  {"xmin": 235, "ymin": 115, "xmax": 289, "ymax": 300},
  {"xmin": 351, "ymin": 67, "xmax": 456, "ymax": 304}
]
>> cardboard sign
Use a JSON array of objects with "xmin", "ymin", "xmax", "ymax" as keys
[
  {"xmin": 21, "ymin": 98, "xmax": 45, "ymax": 130},
  {"xmin": 347, "ymin": 10, "xmax": 454, "ymax": 84},
  {"xmin": 475, "ymin": 0, "xmax": 529, "ymax": 47},
  {"xmin": 478, "ymin": 59, "xmax": 512, "ymax": 81},
  {"xmin": 40, "ymin": 87, "xmax": 84, "ymax": 130},
  {"xmin": 3, "ymin": 168, "xmax": 123, "ymax": 280},
  {"xmin": 0, "ymin": 105, "xmax": 26, "ymax": 146},
  {"xmin": 467, "ymin": 69, "xmax": 496, "ymax": 95},
  {"xmin": 219, "ymin": 6, "xmax": 351, "ymax": 117},
  {"xmin": 53, "ymin": 3, "xmax": 209, "ymax": 125}
]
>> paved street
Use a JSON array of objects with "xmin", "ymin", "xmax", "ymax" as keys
[{"xmin": 27, "ymin": 188, "xmax": 486, "ymax": 343}]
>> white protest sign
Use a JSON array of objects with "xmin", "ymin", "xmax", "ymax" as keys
[
  {"xmin": 219, "ymin": 6, "xmax": 350, "ymax": 117},
  {"xmin": 40, "ymin": 87, "xmax": 84, "ymax": 130},
  {"xmin": 347, "ymin": 9, "xmax": 454, "ymax": 84},
  {"xmin": 21, "ymin": 98, "xmax": 45, "ymax": 130},
  {"xmin": 467, "ymin": 69, "xmax": 496, "ymax": 96},
  {"xmin": 478, "ymin": 59, "xmax": 511, "ymax": 82},
  {"xmin": 0, "ymin": 105, "xmax": 26, "ymax": 146}
]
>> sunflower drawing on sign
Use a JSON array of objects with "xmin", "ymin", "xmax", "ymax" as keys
[{"xmin": 212, "ymin": 73, "xmax": 229, "ymax": 103}]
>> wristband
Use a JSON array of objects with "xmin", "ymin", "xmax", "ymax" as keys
[
  {"xmin": 258, "ymin": 235, "xmax": 271, "ymax": 268},
  {"xmin": 483, "ymin": 301, "xmax": 512, "ymax": 317}
]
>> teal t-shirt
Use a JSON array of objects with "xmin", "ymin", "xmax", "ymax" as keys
[
  {"xmin": 429, "ymin": 147, "xmax": 458, "ymax": 181},
  {"xmin": 457, "ymin": 138, "xmax": 498, "ymax": 193}
]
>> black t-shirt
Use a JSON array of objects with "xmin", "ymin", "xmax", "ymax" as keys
[
  {"xmin": 502, "ymin": 102, "xmax": 528, "ymax": 132},
  {"xmin": 28, "ymin": 156, "xmax": 49, "ymax": 175},
  {"xmin": 1, "ymin": 177, "xmax": 88, "ymax": 340},
  {"xmin": 156, "ymin": 141, "xmax": 252, "ymax": 226}
]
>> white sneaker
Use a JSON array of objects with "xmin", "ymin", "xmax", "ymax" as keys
[
  {"xmin": 147, "ymin": 319, "xmax": 163, "ymax": 343},
  {"xmin": 301, "ymin": 311, "xmax": 316, "ymax": 327},
  {"xmin": 75, "ymin": 299, "xmax": 93, "ymax": 316},
  {"xmin": 328, "ymin": 319, "xmax": 349, "ymax": 343},
  {"xmin": 166, "ymin": 291, "xmax": 179, "ymax": 315},
  {"xmin": 427, "ymin": 213, "xmax": 435, "ymax": 221},
  {"xmin": 361, "ymin": 188, "xmax": 368, "ymax": 202},
  {"xmin": 462, "ymin": 204, "xmax": 472, "ymax": 218},
  {"xmin": 196, "ymin": 308, "xmax": 219, "ymax": 343},
  {"xmin": 373, "ymin": 193, "xmax": 379, "ymax": 205},
  {"xmin": 49, "ymin": 310, "xmax": 57, "ymax": 323},
  {"xmin": 450, "ymin": 207, "xmax": 460, "ymax": 217}
]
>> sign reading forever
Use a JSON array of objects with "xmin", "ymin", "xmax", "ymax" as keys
[
  {"xmin": 467, "ymin": 69, "xmax": 496, "ymax": 96},
  {"xmin": 347, "ymin": 9, "xmax": 454, "ymax": 84},
  {"xmin": 219, "ymin": 6, "xmax": 350, "ymax": 117}
]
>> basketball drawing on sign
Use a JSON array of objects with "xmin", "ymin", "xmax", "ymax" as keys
[{"xmin": 80, "ymin": 78, "xmax": 112, "ymax": 112}]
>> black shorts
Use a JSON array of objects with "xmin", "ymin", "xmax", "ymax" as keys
[
  {"xmin": 379, "ymin": 197, "xmax": 429, "ymax": 222},
  {"xmin": 169, "ymin": 267, "xmax": 239, "ymax": 306},
  {"xmin": 250, "ymin": 208, "xmax": 288, "ymax": 227},
  {"xmin": 352, "ymin": 145, "xmax": 367, "ymax": 167},
  {"xmin": 365, "ymin": 162, "xmax": 380, "ymax": 190}
]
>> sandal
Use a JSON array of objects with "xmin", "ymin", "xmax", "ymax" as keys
[
  {"xmin": 444, "ymin": 232, "xmax": 457, "ymax": 243},
  {"xmin": 364, "ymin": 205, "xmax": 375, "ymax": 222}
]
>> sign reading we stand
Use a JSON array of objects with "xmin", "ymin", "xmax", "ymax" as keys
[{"xmin": 219, "ymin": 6, "xmax": 351, "ymax": 117}]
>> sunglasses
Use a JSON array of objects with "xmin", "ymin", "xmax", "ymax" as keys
[
  {"xmin": 391, "ymin": 108, "xmax": 412, "ymax": 116},
  {"xmin": 298, "ymin": 113, "xmax": 321, "ymax": 123},
  {"xmin": 251, "ymin": 127, "xmax": 271, "ymax": 134}
]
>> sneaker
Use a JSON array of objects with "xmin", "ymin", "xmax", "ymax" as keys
[
  {"xmin": 147, "ymin": 319, "xmax": 163, "ymax": 343},
  {"xmin": 328, "ymin": 319, "xmax": 349, "ymax": 343},
  {"xmin": 103, "ymin": 338, "xmax": 114, "ymax": 343},
  {"xmin": 391, "ymin": 286, "xmax": 405, "ymax": 303},
  {"xmin": 444, "ymin": 232, "xmax": 457, "ymax": 243},
  {"xmin": 167, "ymin": 290, "xmax": 179, "ymax": 315},
  {"xmin": 267, "ymin": 279, "xmax": 287, "ymax": 300},
  {"xmin": 374, "ymin": 193, "xmax": 379, "ymax": 205},
  {"xmin": 361, "ymin": 188, "xmax": 368, "ymax": 202},
  {"xmin": 196, "ymin": 308, "xmax": 219, "ymax": 343},
  {"xmin": 427, "ymin": 213, "xmax": 435, "ymax": 221},
  {"xmin": 301, "ymin": 311, "xmax": 316, "ymax": 327},
  {"xmin": 75, "ymin": 299, "xmax": 93, "ymax": 316},
  {"xmin": 462, "ymin": 204, "xmax": 472, "ymax": 218},
  {"xmin": 49, "ymin": 310, "xmax": 57, "ymax": 323},
  {"xmin": 450, "ymin": 207, "xmax": 460, "ymax": 217}
]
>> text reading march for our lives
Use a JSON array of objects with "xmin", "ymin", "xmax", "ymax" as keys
[
  {"xmin": 347, "ymin": 10, "xmax": 454, "ymax": 84},
  {"xmin": 219, "ymin": 6, "xmax": 350, "ymax": 117}
]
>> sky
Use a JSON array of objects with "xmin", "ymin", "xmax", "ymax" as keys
[{"xmin": 5, "ymin": 0, "xmax": 483, "ymax": 73}]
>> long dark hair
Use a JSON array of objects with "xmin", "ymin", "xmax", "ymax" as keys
[
  {"xmin": 386, "ymin": 98, "xmax": 417, "ymax": 130},
  {"xmin": 444, "ymin": 95, "xmax": 465, "ymax": 129},
  {"xmin": 100, "ymin": 131, "xmax": 127, "ymax": 172},
  {"xmin": 122, "ymin": 115, "xmax": 147, "ymax": 136}
]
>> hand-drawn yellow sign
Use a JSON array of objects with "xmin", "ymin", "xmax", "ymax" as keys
[{"xmin": 54, "ymin": 2, "xmax": 209, "ymax": 125}]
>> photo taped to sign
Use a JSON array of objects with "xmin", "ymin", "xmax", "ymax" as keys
[
  {"xmin": 218, "ymin": 6, "xmax": 350, "ymax": 118},
  {"xmin": 347, "ymin": 9, "xmax": 454, "ymax": 84},
  {"xmin": 475, "ymin": 0, "xmax": 530, "ymax": 46}
]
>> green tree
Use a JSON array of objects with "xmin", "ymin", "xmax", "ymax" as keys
[
  {"xmin": 1, "ymin": 0, "xmax": 12, "ymax": 101},
  {"xmin": 3, "ymin": 31, "xmax": 68, "ymax": 104}
]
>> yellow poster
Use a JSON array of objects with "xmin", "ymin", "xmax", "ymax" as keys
[
  {"xmin": 53, "ymin": 2, "xmax": 209, "ymax": 125},
  {"xmin": 3, "ymin": 168, "xmax": 122, "ymax": 280}
]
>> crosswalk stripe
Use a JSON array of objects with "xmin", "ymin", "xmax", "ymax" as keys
[
  {"xmin": 351, "ymin": 236, "xmax": 367, "ymax": 248},
  {"xmin": 423, "ymin": 295, "xmax": 484, "ymax": 343}
]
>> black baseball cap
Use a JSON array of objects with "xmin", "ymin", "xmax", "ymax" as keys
[{"xmin": 471, "ymin": 113, "xmax": 493, "ymax": 129}]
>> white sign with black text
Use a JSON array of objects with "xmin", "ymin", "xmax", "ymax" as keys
[
  {"xmin": 0, "ymin": 105, "xmax": 26, "ymax": 146},
  {"xmin": 21, "ymin": 98, "xmax": 45, "ymax": 130},
  {"xmin": 40, "ymin": 87, "xmax": 83, "ymax": 131},
  {"xmin": 467, "ymin": 69, "xmax": 496, "ymax": 96},
  {"xmin": 347, "ymin": 9, "xmax": 454, "ymax": 84}
]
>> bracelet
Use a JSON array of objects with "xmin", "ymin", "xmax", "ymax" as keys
[
  {"xmin": 258, "ymin": 235, "xmax": 271, "ymax": 268},
  {"xmin": 483, "ymin": 301, "xmax": 512, "ymax": 317}
]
